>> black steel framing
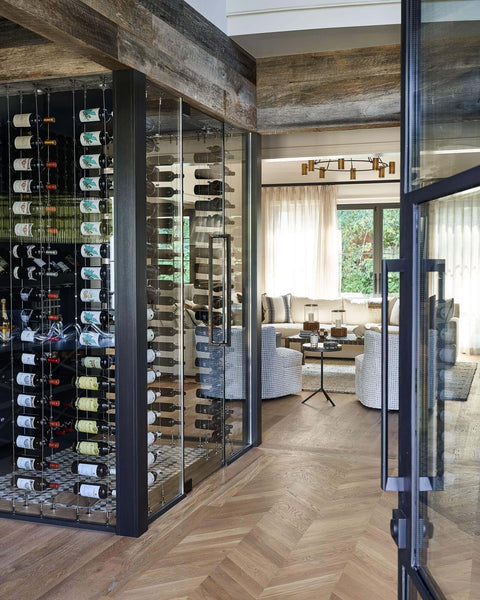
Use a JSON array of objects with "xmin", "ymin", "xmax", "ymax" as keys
[
  {"xmin": 114, "ymin": 69, "xmax": 148, "ymax": 537},
  {"xmin": 395, "ymin": 1, "xmax": 480, "ymax": 598}
]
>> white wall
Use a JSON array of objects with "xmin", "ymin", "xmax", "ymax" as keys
[{"xmin": 185, "ymin": 0, "xmax": 228, "ymax": 33}]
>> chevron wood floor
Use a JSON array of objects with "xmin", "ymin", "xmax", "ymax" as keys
[{"xmin": 0, "ymin": 391, "xmax": 398, "ymax": 600}]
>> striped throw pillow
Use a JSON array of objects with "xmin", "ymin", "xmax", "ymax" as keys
[{"xmin": 262, "ymin": 294, "xmax": 291, "ymax": 323}]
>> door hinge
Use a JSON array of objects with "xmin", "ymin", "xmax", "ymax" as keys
[{"xmin": 390, "ymin": 509, "xmax": 407, "ymax": 549}]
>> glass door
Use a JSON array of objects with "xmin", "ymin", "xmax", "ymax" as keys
[{"xmin": 393, "ymin": 1, "xmax": 480, "ymax": 598}]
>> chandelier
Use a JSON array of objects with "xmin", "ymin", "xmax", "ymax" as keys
[{"xmin": 301, "ymin": 156, "xmax": 396, "ymax": 180}]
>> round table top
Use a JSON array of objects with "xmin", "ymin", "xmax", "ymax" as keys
[{"xmin": 302, "ymin": 342, "xmax": 342, "ymax": 353}]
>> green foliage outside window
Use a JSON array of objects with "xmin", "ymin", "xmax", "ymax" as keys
[{"xmin": 338, "ymin": 209, "xmax": 374, "ymax": 295}]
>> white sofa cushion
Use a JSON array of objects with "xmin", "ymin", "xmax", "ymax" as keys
[
  {"xmin": 343, "ymin": 298, "xmax": 381, "ymax": 325},
  {"xmin": 290, "ymin": 297, "xmax": 343, "ymax": 323},
  {"xmin": 390, "ymin": 298, "xmax": 400, "ymax": 326},
  {"xmin": 262, "ymin": 294, "xmax": 291, "ymax": 323}
]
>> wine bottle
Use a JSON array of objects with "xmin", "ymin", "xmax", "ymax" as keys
[
  {"xmin": 80, "ymin": 310, "xmax": 114, "ymax": 328},
  {"xmin": 75, "ymin": 396, "xmax": 112, "ymax": 413},
  {"xmin": 21, "ymin": 352, "xmax": 60, "ymax": 366},
  {"xmin": 151, "ymin": 342, "xmax": 179, "ymax": 352},
  {"xmin": 13, "ymin": 180, "xmax": 56, "ymax": 194},
  {"xmin": 13, "ymin": 265, "xmax": 44, "ymax": 281},
  {"xmin": 148, "ymin": 153, "xmax": 175, "ymax": 165},
  {"xmin": 194, "ymin": 166, "xmax": 235, "ymax": 179},
  {"xmin": 149, "ymin": 326, "xmax": 176, "ymax": 337},
  {"xmin": 74, "ymin": 419, "xmax": 115, "ymax": 435},
  {"xmin": 80, "ymin": 243, "xmax": 109, "ymax": 259},
  {"xmin": 79, "ymin": 153, "xmax": 113, "ymax": 170},
  {"xmin": 20, "ymin": 309, "xmax": 60, "ymax": 324},
  {"xmin": 13, "ymin": 244, "xmax": 57, "ymax": 259},
  {"xmin": 154, "ymin": 387, "xmax": 180, "ymax": 397},
  {"xmin": 195, "ymin": 419, "xmax": 221, "ymax": 431},
  {"xmin": 14, "ymin": 135, "xmax": 56, "ymax": 150},
  {"xmin": 81, "ymin": 355, "xmax": 115, "ymax": 370},
  {"xmin": 16, "ymin": 435, "xmax": 59, "ymax": 450},
  {"xmin": 147, "ymin": 390, "xmax": 160, "ymax": 405},
  {"xmin": 80, "ymin": 130, "xmax": 113, "ymax": 147},
  {"xmin": 79, "ymin": 176, "xmax": 113, "ymax": 194},
  {"xmin": 196, "ymin": 403, "xmax": 222, "ymax": 415},
  {"xmin": 50, "ymin": 259, "xmax": 71, "ymax": 274},
  {"xmin": 146, "ymin": 182, "xmax": 177, "ymax": 198},
  {"xmin": 79, "ymin": 288, "xmax": 111, "ymax": 303},
  {"xmin": 74, "ymin": 375, "xmax": 115, "ymax": 392},
  {"xmin": 17, "ymin": 393, "xmax": 49, "ymax": 409},
  {"xmin": 193, "ymin": 146, "xmax": 222, "ymax": 163},
  {"xmin": 0, "ymin": 255, "xmax": 8, "ymax": 275},
  {"xmin": 14, "ymin": 223, "xmax": 57, "ymax": 237},
  {"xmin": 20, "ymin": 287, "xmax": 59, "ymax": 302},
  {"xmin": 13, "ymin": 158, "xmax": 57, "ymax": 172},
  {"xmin": 16, "ymin": 372, "xmax": 60, "ymax": 387},
  {"xmin": 147, "ymin": 369, "xmax": 161, "ymax": 384},
  {"xmin": 14, "ymin": 475, "xmax": 59, "ymax": 491},
  {"xmin": 147, "ymin": 349, "xmax": 161, "ymax": 363},
  {"xmin": 146, "ymin": 168, "xmax": 178, "ymax": 182},
  {"xmin": 78, "ymin": 108, "xmax": 112, "ymax": 123},
  {"xmin": 148, "ymin": 471, "xmax": 158, "ymax": 486},
  {"xmin": 154, "ymin": 417, "xmax": 180, "ymax": 427},
  {"xmin": 72, "ymin": 440, "xmax": 113, "ymax": 456},
  {"xmin": 79, "ymin": 198, "xmax": 111, "ymax": 214},
  {"xmin": 194, "ymin": 198, "xmax": 234, "ymax": 212},
  {"xmin": 195, "ymin": 310, "xmax": 222, "ymax": 326},
  {"xmin": 194, "ymin": 181, "xmax": 233, "ymax": 196},
  {"xmin": 80, "ymin": 220, "xmax": 111, "ymax": 236},
  {"xmin": 1, "ymin": 298, "xmax": 10, "ymax": 339},
  {"xmin": 71, "ymin": 461, "xmax": 110, "ymax": 478},
  {"xmin": 73, "ymin": 481, "xmax": 111, "ymax": 499},
  {"xmin": 16, "ymin": 414, "xmax": 49, "ymax": 429},
  {"xmin": 80, "ymin": 266, "xmax": 109, "ymax": 282},
  {"xmin": 12, "ymin": 113, "xmax": 56, "ymax": 128},
  {"xmin": 195, "ymin": 263, "xmax": 222, "ymax": 275},
  {"xmin": 16, "ymin": 457, "xmax": 59, "ymax": 471},
  {"xmin": 147, "ymin": 431, "xmax": 162, "ymax": 445}
]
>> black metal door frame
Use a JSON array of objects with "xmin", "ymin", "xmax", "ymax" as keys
[{"xmin": 393, "ymin": 1, "xmax": 480, "ymax": 597}]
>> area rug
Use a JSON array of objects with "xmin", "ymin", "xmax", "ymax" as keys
[
  {"xmin": 302, "ymin": 360, "xmax": 356, "ymax": 394},
  {"xmin": 443, "ymin": 362, "xmax": 477, "ymax": 401}
]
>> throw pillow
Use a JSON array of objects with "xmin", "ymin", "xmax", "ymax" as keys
[
  {"xmin": 390, "ymin": 298, "xmax": 400, "ymax": 326},
  {"xmin": 262, "ymin": 294, "xmax": 291, "ymax": 324}
]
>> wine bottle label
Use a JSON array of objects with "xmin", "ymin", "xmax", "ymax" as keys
[
  {"xmin": 33, "ymin": 258, "xmax": 46, "ymax": 268},
  {"xmin": 13, "ymin": 180, "xmax": 33, "ymax": 194},
  {"xmin": 79, "ymin": 154, "xmax": 101, "ymax": 169},
  {"xmin": 147, "ymin": 308, "xmax": 155, "ymax": 321},
  {"xmin": 21, "ymin": 329, "xmax": 36, "ymax": 342},
  {"xmin": 80, "ymin": 288, "xmax": 103, "ymax": 303},
  {"xmin": 80, "ymin": 221, "xmax": 103, "ymax": 236},
  {"xmin": 80, "ymin": 131, "xmax": 102, "ymax": 146},
  {"xmin": 77, "ymin": 463, "xmax": 99, "ymax": 477},
  {"xmin": 16, "ymin": 435, "xmax": 35, "ymax": 449},
  {"xmin": 79, "ymin": 108, "xmax": 101, "ymax": 123},
  {"xmin": 76, "ymin": 397, "xmax": 99, "ymax": 412},
  {"xmin": 14, "ymin": 136, "xmax": 33, "ymax": 150},
  {"xmin": 79, "ymin": 331, "xmax": 102, "ymax": 347},
  {"xmin": 148, "ymin": 472, "xmax": 156, "ymax": 486},
  {"xmin": 82, "ymin": 356, "xmax": 102, "ymax": 369},
  {"xmin": 81, "ymin": 244, "xmax": 103, "ymax": 258},
  {"xmin": 80, "ymin": 199, "xmax": 103, "ymax": 214},
  {"xmin": 17, "ymin": 415, "xmax": 36, "ymax": 429},
  {"xmin": 21, "ymin": 353, "xmax": 36, "ymax": 365},
  {"xmin": 14, "ymin": 223, "xmax": 34, "ymax": 237},
  {"xmin": 13, "ymin": 113, "xmax": 33, "ymax": 128},
  {"xmin": 16, "ymin": 477, "xmax": 36, "ymax": 491},
  {"xmin": 80, "ymin": 311, "xmax": 102, "ymax": 326},
  {"xmin": 147, "ymin": 329, "xmax": 155, "ymax": 342},
  {"xmin": 17, "ymin": 394, "xmax": 37, "ymax": 408},
  {"xmin": 76, "ymin": 441, "xmax": 99, "ymax": 456},
  {"xmin": 78, "ymin": 483, "xmax": 102, "ymax": 498},
  {"xmin": 81, "ymin": 267, "xmax": 103, "ymax": 281},
  {"xmin": 16, "ymin": 372, "xmax": 36, "ymax": 387},
  {"xmin": 56, "ymin": 261, "xmax": 69, "ymax": 273},
  {"xmin": 75, "ymin": 420, "xmax": 98, "ymax": 434},
  {"xmin": 79, "ymin": 177, "xmax": 101, "ymax": 191},
  {"xmin": 147, "ymin": 411, "xmax": 157, "ymax": 425},
  {"xmin": 17, "ymin": 457, "xmax": 36, "ymax": 470},
  {"xmin": 13, "ymin": 157, "xmax": 33, "ymax": 171},
  {"xmin": 76, "ymin": 376, "xmax": 99, "ymax": 391},
  {"xmin": 12, "ymin": 201, "xmax": 34, "ymax": 215}
]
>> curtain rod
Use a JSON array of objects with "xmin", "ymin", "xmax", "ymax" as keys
[{"xmin": 262, "ymin": 180, "xmax": 400, "ymax": 187}]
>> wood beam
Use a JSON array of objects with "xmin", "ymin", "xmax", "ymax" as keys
[
  {"xmin": 0, "ymin": 0, "xmax": 256, "ymax": 130},
  {"xmin": 256, "ymin": 45, "xmax": 401, "ymax": 134}
]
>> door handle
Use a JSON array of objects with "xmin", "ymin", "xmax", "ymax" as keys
[
  {"xmin": 381, "ymin": 258, "xmax": 407, "ymax": 492},
  {"xmin": 208, "ymin": 233, "xmax": 231, "ymax": 347}
]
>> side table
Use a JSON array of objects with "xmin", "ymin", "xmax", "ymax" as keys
[{"xmin": 301, "ymin": 342, "xmax": 342, "ymax": 407}]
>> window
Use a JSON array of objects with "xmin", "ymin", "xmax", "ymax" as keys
[{"xmin": 337, "ymin": 205, "xmax": 400, "ymax": 296}]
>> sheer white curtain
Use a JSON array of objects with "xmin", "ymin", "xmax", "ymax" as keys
[
  {"xmin": 262, "ymin": 185, "xmax": 339, "ymax": 298},
  {"xmin": 429, "ymin": 194, "xmax": 480, "ymax": 354}
]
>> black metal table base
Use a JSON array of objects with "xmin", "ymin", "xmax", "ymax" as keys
[{"xmin": 301, "ymin": 346, "xmax": 336, "ymax": 407}]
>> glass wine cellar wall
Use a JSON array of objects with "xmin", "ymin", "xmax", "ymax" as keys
[{"xmin": 0, "ymin": 71, "xmax": 253, "ymax": 535}]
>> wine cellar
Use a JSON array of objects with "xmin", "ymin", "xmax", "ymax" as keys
[{"xmin": 0, "ymin": 68, "xmax": 259, "ymax": 536}]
